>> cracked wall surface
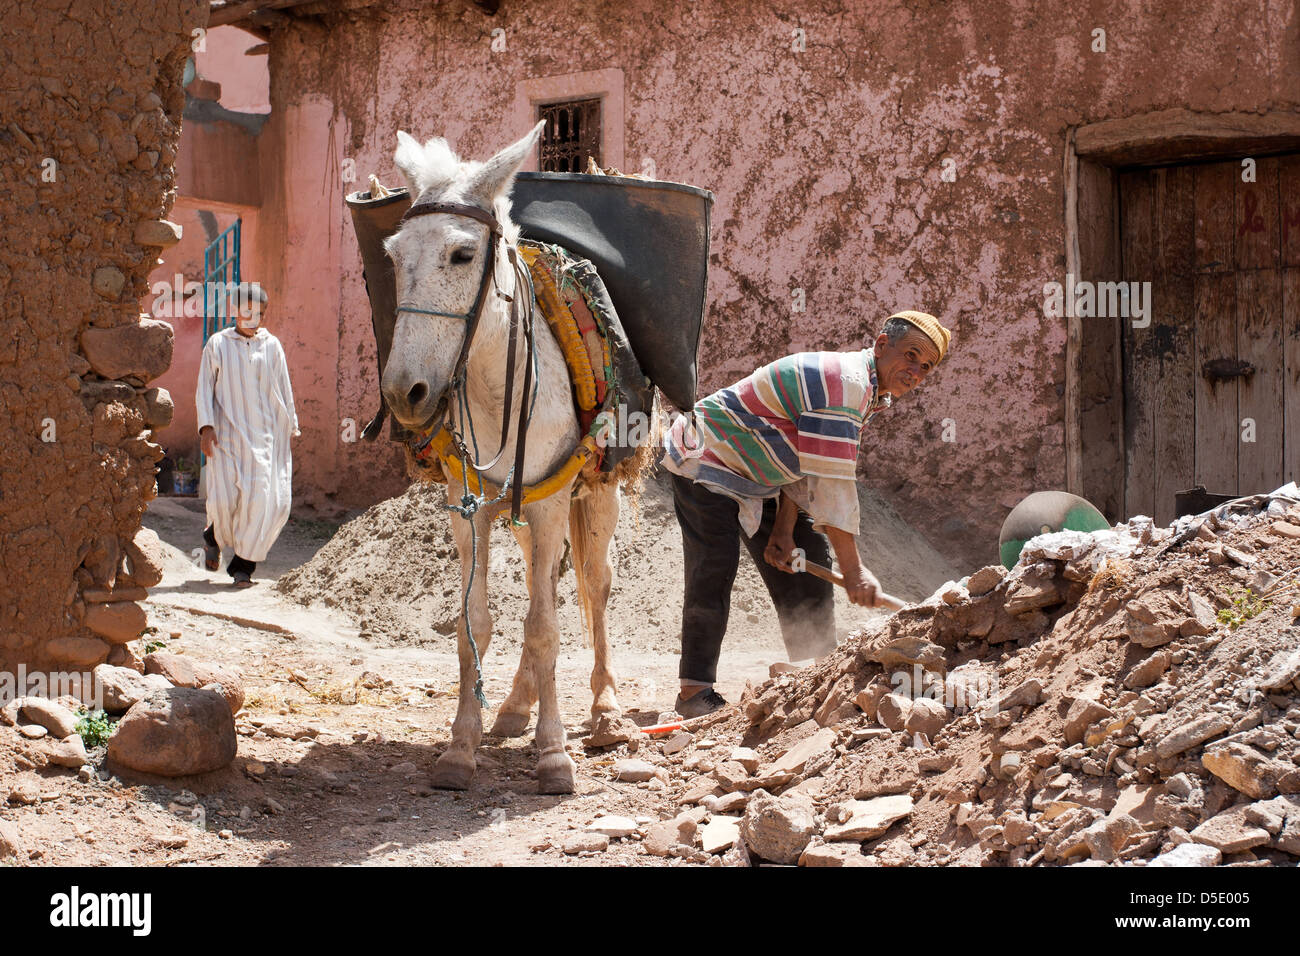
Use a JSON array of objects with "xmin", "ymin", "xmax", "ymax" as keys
[
  {"xmin": 261, "ymin": 0, "xmax": 1299, "ymax": 563},
  {"xmin": 0, "ymin": 0, "xmax": 207, "ymax": 672}
]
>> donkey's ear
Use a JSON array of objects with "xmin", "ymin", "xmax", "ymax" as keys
[
  {"xmin": 469, "ymin": 119, "xmax": 546, "ymax": 201},
  {"xmin": 394, "ymin": 130, "xmax": 425, "ymax": 188}
]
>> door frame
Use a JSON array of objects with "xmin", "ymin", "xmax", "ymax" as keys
[{"xmin": 1064, "ymin": 108, "xmax": 1300, "ymax": 519}]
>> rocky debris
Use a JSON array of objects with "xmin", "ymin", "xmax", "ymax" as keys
[
  {"xmin": 824, "ymin": 794, "xmax": 912, "ymax": 841},
  {"xmin": 644, "ymin": 814, "xmax": 699, "ymax": 857},
  {"xmin": 0, "ymin": 819, "xmax": 23, "ymax": 862},
  {"xmin": 1147, "ymin": 843, "xmax": 1223, "ymax": 867},
  {"xmin": 1190, "ymin": 804, "xmax": 1272, "ymax": 853},
  {"xmin": 585, "ymin": 815, "xmax": 638, "ymax": 839},
  {"xmin": 39, "ymin": 735, "xmax": 90, "ymax": 769},
  {"xmin": 143, "ymin": 652, "xmax": 244, "ymax": 717},
  {"xmin": 563, "ymin": 831, "xmax": 609, "ymax": 854},
  {"xmin": 583, "ymin": 713, "xmax": 642, "ymax": 748},
  {"xmin": 592, "ymin": 499, "xmax": 1300, "ymax": 866},
  {"xmin": 107, "ymin": 686, "xmax": 237, "ymax": 777},
  {"xmin": 739, "ymin": 790, "xmax": 819, "ymax": 864},
  {"xmin": 699, "ymin": 815, "xmax": 741, "ymax": 854},
  {"xmin": 612, "ymin": 759, "xmax": 660, "ymax": 783}
]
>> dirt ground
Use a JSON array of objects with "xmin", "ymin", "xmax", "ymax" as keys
[{"xmin": 1, "ymin": 470, "xmax": 958, "ymax": 866}]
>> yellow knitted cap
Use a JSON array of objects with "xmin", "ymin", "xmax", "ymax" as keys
[{"xmin": 887, "ymin": 311, "xmax": 951, "ymax": 362}]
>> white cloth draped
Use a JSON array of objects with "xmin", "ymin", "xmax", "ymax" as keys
[{"xmin": 196, "ymin": 328, "xmax": 299, "ymax": 563}]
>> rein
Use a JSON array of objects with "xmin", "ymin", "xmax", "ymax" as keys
[
  {"xmin": 395, "ymin": 197, "xmax": 540, "ymax": 707},
  {"xmin": 395, "ymin": 198, "xmax": 536, "ymax": 520}
]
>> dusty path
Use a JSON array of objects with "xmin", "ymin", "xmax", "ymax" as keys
[{"xmin": 4, "ymin": 474, "xmax": 957, "ymax": 866}]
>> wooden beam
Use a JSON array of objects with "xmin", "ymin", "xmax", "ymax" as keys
[
  {"xmin": 1063, "ymin": 128, "xmax": 1083, "ymax": 497},
  {"xmin": 1075, "ymin": 109, "xmax": 1300, "ymax": 167}
]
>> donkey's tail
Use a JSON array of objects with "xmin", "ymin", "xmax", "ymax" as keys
[{"xmin": 567, "ymin": 499, "xmax": 597, "ymax": 649}]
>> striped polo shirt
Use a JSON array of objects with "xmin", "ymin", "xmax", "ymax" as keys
[{"xmin": 663, "ymin": 348, "xmax": 890, "ymax": 534}]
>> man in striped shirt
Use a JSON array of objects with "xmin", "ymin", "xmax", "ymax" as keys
[{"xmin": 662, "ymin": 311, "xmax": 951, "ymax": 717}]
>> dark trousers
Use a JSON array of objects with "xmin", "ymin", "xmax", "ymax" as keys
[
  {"xmin": 671, "ymin": 472, "xmax": 836, "ymax": 685},
  {"xmin": 203, "ymin": 524, "xmax": 256, "ymax": 577}
]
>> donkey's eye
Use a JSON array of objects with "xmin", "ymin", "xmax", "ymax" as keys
[{"xmin": 450, "ymin": 246, "xmax": 476, "ymax": 265}]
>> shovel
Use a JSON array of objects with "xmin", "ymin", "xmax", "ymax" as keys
[{"xmin": 803, "ymin": 559, "xmax": 906, "ymax": 611}]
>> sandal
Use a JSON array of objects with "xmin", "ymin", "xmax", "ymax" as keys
[
  {"xmin": 232, "ymin": 571, "xmax": 254, "ymax": 589},
  {"xmin": 203, "ymin": 541, "xmax": 220, "ymax": 572}
]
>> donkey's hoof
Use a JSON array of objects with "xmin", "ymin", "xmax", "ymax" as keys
[
  {"xmin": 489, "ymin": 711, "xmax": 531, "ymax": 738},
  {"xmin": 431, "ymin": 751, "xmax": 476, "ymax": 791},
  {"xmin": 537, "ymin": 751, "xmax": 576, "ymax": 794}
]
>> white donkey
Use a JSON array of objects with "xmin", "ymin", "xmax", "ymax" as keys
[{"xmin": 381, "ymin": 122, "xmax": 638, "ymax": 794}]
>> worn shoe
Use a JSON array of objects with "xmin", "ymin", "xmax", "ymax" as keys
[
  {"xmin": 203, "ymin": 541, "xmax": 220, "ymax": 571},
  {"xmin": 674, "ymin": 688, "xmax": 727, "ymax": 719},
  {"xmin": 232, "ymin": 571, "xmax": 254, "ymax": 589}
]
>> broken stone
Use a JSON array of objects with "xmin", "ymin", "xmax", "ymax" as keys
[
  {"xmin": 1147, "ymin": 843, "xmax": 1222, "ymax": 867},
  {"xmin": 1004, "ymin": 571, "xmax": 1062, "ymax": 615},
  {"xmin": 1154, "ymin": 713, "xmax": 1231, "ymax": 760},
  {"xmin": 1064, "ymin": 697, "xmax": 1114, "ymax": 746},
  {"xmin": 1125, "ymin": 651, "xmax": 1171, "ymax": 690},
  {"xmin": 0, "ymin": 819, "xmax": 23, "ymax": 862},
  {"xmin": 863, "ymin": 636, "xmax": 947, "ymax": 674},
  {"xmin": 767, "ymin": 727, "xmax": 836, "ymax": 776},
  {"xmin": 966, "ymin": 565, "xmax": 1005, "ymax": 597},
  {"xmin": 730, "ymin": 747, "xmax": 759, "ymax": 774},
  {"xmin": 1202, "ymin": 743, "xmax": 1284, "ymax": 799},
  {"xmin": 583, "ymin": 713, "xmax": 641, "ymax": 748},
  {"xmin": 700, "ymin": 815, "xmax": 741, "ymax": 854},
  {"xmin": 661, "ymin": 731, "xmax": 693, "ymax": 755},
  {"xmin": 740, "ymin": 790, "xmax": 819, "ymax": 865},
  {"xmin": 904, "ymin": 697, "xmax": 948, "ymax": 738},
  {"xmin": 644, "ymin": 814, "xmax": 698, "ymax": 857},
  {"xmin": 563, "ymin": 831, "xmax": 609, "ymax": 854},
  {"xmin": 1191, "ymin": 804, "xmax": 1270, "ymax": 853},
  {"xmin": 143, "ymin": 652, "xmax": 244, "ymax": 717},
  {"xmin": 876, "ymin": 693, "xmax": 912, "ymax": 732},
  {"xmin": 92, "ymin": 664, "xmax": 171, "ymax": 714},
  {"xmin": 799, "ymin": 841, "xmax": 871, "ymax": 867},
  {"xmin": 824, "ymin": 794, "xmax": 913, "ymax": 841},
  {"xmin": 981, "ymin": 679, "xmax": 1043, "ymax": 717},
  {"xmin": 585, "ymin": 815, "xmax": 638, "ymax": 838},
  {"xmin": 612, "ymin": 759, "xmax": 659, "ymax": 783},
  {"xmin": 1258, "ymin": 647, "xmax": 1300, "ymax": 691}
]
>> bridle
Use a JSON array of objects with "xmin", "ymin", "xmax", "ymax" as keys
[{"xmin": 394, "ymin": 198, "xmax": 537, "ymax": 522}]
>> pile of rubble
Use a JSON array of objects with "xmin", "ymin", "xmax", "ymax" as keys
[{"xmin": 586, "ymin": 493, "xmax": 1300, "ymax": 866}]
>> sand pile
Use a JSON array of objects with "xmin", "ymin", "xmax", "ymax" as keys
[
  {"xmin": 275, "ymin": 471, "xmax": 960, "ymax": 654},
  {"xmin": 587, "ymin": 492, "xmax": 1300, "ymax": 867}
]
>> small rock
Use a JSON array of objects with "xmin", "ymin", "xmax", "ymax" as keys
[
  {"xmin": 661, "ymin": 731, "xmax": 693, "ymax": 755},
  {"xmin": 91, "ymin": 266, "xmax": 125, "ymax": 299},
  {"xmin": 106, "ymin": 686, "xmax": 237, "ymax": 777},
  {"xmin": 644, "ymin": 815, "xmax": 698, "ymax": 857},
  {"xmin": 904, "ymin": 697, "xmax": 948, "ymax": 737},
  {"xmin": 700, "ymin": 815, "xmax": 742, "ymax": 854},
  {"xmin": 1147, "ymin": 843, "xmax": 1222, "ymax": 867},
  {"xmin": 824, "ymin": 795, "xmax": 913, "ymax": 841},
  {"xmin": 1064, "ymin": 697, "xmax": 1114, "ymax": 746},
  {"xmin": 17, "ymin": 724, "xmax": 46, "ymax": 739},
  {"xmin": 1190, "ymin": 805, "xmax": 1271, "ymax": 853},
  {"xmin": 1125, "ymin": 651, "xmax": 1171, "ymax": 690},
  {"xmin": 583, "ymin": 713, "xmax": 640, "ymax": 748},
  {"xmin": 17, "ymin": 698, "xmax": 80, "ymax": 739},
  {"xmin": 1155, "ymin": 713, "xmax": 1231, "ymax": 760},
  {"xmin": 739, "ymin": 790, "xmax": 819, "ymax": 865},
  {"xmin": 93, "ymin": 664, "xmax": 171, "ymax": 714},
  {"xmin": 767, "ymin": 727, "xmax": 837, "ymax": 776},
  {"xmin": 967, "ymin": 565, "xmax": 1005, "ymax": 596},
  {"xmin": 585, "ymin": 815, "xmax": 638, "ymax": 839},
  {"xmin": 876, "ymin": 693, "xmax": 913, "ymax": 732},
  {"xmin": 1202, "ymin": 743, "xmax": 1284, "ymax": 799},
  {"xmin": 612, "ymin": 759, "xmax": 658, "ymax": 783},
  {"xmin": 730, "ymin": 747, "xmax": 760, "ymax": 773}
]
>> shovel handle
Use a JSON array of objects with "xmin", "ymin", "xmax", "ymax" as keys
[{"xmin": 803, "ymin": 560, "xmax": 906, "ymax": 611}]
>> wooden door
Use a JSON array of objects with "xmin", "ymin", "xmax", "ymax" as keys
[{"xmin": 1120, "ymin": 155, "xmax": 1299, "ymax": 524}]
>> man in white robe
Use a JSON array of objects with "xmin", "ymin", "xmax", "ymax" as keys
[{"xmin": 196, "ymin": 286, "xmax": 299, "ymax": 587}]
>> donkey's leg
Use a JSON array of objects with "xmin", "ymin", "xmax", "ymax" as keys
[
  {"xmin": 432, "ymin": 492, "xmax": 494, "ymax": 791},
  {"xmin": 490, "ymin": 521, "xmax": 539, "ymax": 738},
  {"xmin": 520, "ymin": 493, "xmax": 576, "ymax": 794},
  {"xmin": 573, "ymin": 481, "xmax": 622, "ymax": 723}
]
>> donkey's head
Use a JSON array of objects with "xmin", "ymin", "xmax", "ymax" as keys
[{"xmin": 380, "ymin": 120, "xmax": 545, "ymax": 430}]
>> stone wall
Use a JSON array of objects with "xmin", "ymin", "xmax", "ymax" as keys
[{"xmin": 0, "ymin": 0, "xmax": 207, "ymax": 674}]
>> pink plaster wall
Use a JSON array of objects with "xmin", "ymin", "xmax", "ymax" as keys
[
  {"xmin": 251, "ymin": 0, "xmax": 1300, "ymax": 557},
  {"xmin": 196, "ymin": 24, "xmax": 270, "ymax": 114}
]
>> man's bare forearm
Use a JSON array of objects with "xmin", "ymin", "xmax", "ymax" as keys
[
  {"xmin": 774, "ymin": 490, "xmax": 799, "ymax": 538},
  {"xmin": 823, "ymin": 526, "xmax": 864, "ymax": 574}
]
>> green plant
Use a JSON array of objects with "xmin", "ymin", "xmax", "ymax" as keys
[
  {"xmin": 142, "ymin": 638, "xmax": 166, "ymax": 654},
  {"xmin": 76, "ymin": 709, "xmax": 115, "ymax": 748},
  {"xmin": 1217, "ymin": 587, "xmax": 1268, "ymax": 630}
]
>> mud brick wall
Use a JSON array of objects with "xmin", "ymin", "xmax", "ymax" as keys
[{"xmin": 0, "ymin": 0, "xmax": 207, "ymax": 674}]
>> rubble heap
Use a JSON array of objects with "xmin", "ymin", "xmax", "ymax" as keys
[{"xmin": 589, "ymin": 494, "xmax": 1300, "ymax": 866}]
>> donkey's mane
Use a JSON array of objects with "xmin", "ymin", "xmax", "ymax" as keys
[{"xmin": 395, "ymin": 134, "xmax": 522, "ymax": 246}]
